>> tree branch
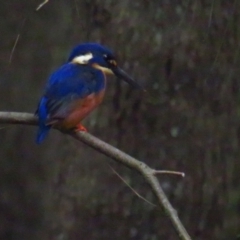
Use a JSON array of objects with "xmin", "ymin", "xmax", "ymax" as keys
[{"xmin": 0, "ymin": 111, "xmax": 191, "ymax": 240}]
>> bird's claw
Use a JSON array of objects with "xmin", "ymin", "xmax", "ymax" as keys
[{"xmin": 75, "ymin": 124, "xmax": 88, "ymax": 132}]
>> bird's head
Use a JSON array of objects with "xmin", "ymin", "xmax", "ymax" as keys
[{"xmin": 67, "ymin": 43, "xmax": 143, "ymax": 89}]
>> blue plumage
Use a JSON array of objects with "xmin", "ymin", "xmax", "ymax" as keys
[
  {"xmin": 67, "ymin": 43, "xmax": 114, "ymax": 62},
  {"xmin": 36, "ymin": 63, "xmax": 105, "ymax": 144},
  {"xmin": 46, "ymin": 64, "xmax": 105, "ymax": 97},
  {"xmin": 36, "ymin": 43, "xmax": 141, "ymax": 144}
]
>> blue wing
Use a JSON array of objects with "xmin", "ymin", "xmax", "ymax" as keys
[{"xmin": 36, "ymin": 63, "xmax": 105, "ymax": 143}]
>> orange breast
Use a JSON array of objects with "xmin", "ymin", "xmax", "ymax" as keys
[{"xmin": 60, "ymin": 89, "xmax": 105, "ymax": 129}]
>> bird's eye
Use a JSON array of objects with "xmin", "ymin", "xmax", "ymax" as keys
[{"xmin": 103, "ymin": 54, "xmax": 117, "ymax": 66}]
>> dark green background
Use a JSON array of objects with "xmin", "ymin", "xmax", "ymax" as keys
[{"xmin": 0, "ymin": 1, "xmax": 239, "ymax": 239}]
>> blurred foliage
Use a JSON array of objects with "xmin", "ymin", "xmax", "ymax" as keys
[{"xmin": 0, "ymin": 0, "xmax": 240, "ymax": 239}]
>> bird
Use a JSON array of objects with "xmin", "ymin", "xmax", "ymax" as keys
[{"xmin": 35, "ymin": 43, "xmax": 142, "ymax": 143}]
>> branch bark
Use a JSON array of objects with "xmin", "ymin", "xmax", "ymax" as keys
[{"xmin": 0, "ymin": 111, "xmax": 192, "ymax": 240}]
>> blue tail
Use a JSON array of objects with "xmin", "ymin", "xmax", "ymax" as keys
[
  {"xmin": 36, "ymin": 97, "xmax": 50, "ymax": 144},
  {"xmin": 36, "ymin": 125, "xmax": 50, "ymax": 144}
]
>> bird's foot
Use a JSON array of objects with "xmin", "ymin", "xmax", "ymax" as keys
[{"xmin": 75, "ymin": 123, "xmax": 88, "ymax": 132}]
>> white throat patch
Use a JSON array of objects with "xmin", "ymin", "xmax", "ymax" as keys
[{"xmin": 72, "ymin": 52, "xmax": 93, "ymax": 64}]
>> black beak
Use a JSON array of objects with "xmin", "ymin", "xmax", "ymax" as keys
[{"xmin": 112, "ymin": 66, "xmax": 144, "ymax": 90}]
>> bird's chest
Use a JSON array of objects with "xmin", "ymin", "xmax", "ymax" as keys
[
  {"xmin": 82, "ymin": 72, "xmax": 106, "ymax": 110},
  {"xmin": 59, "ymin": 70, "xmax": 107, "ymax": 128},
  {"xmin": 81, "ymin": 89, "xmax": 105, "ymax": 112},
  {"xmin": 62, "ymin": 89, "xmax": 105, "ymax": 128}
]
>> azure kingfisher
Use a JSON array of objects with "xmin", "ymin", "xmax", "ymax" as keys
[{"xmin": 35, "ymin": 43, "xmax": 142, "ymax": 143}]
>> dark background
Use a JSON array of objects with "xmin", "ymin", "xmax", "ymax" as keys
[{"xmin": 0, "ymin": 0, "xmax": 240, "ymax": 239}]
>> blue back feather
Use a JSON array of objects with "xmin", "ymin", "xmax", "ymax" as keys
[{"xmin": 36, "ymin": 63, "xmax": 105, "ymax": 143}]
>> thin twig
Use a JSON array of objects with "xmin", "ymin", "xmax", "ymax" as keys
[
  {"xmin": 9, "ymin": 0, "xmax": 50, "ymax": 63},
  {"xmin": 9, "ymin": 35, "xmax": 20, "ymax": 64},
  {"xmin": 208, "ymin": 0, "xmax": 215, "ymax": 28},
  {"xmin": 36, "ymin": 0, "xmax": 49, "ymax": 11},
  {"xmin": 153, "ymin": 170, "xmax": 185, "ymax": 177},
  {"xmin": 0, "ymin": 111, "xmax": 192, "ymax": 240},
  {"xmin": 108, "ymin": 164, "xmax": 156, "ymax": 207},
  {"xmin": 9, "ymin": 18, "xmax": 26, "ymax": 64},
  {"xmin": 74, "ymin": 0, "xmax": 80, "ymax": 18}
]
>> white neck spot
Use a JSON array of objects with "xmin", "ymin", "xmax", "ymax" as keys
[{"xmin": 72, "ymin": 53, "xmax": 93, "ymax": 64}]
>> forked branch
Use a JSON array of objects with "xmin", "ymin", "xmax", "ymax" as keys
[{"xmin": 0, "ymin": 111, "xmax": 191, "ymax": 240}]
